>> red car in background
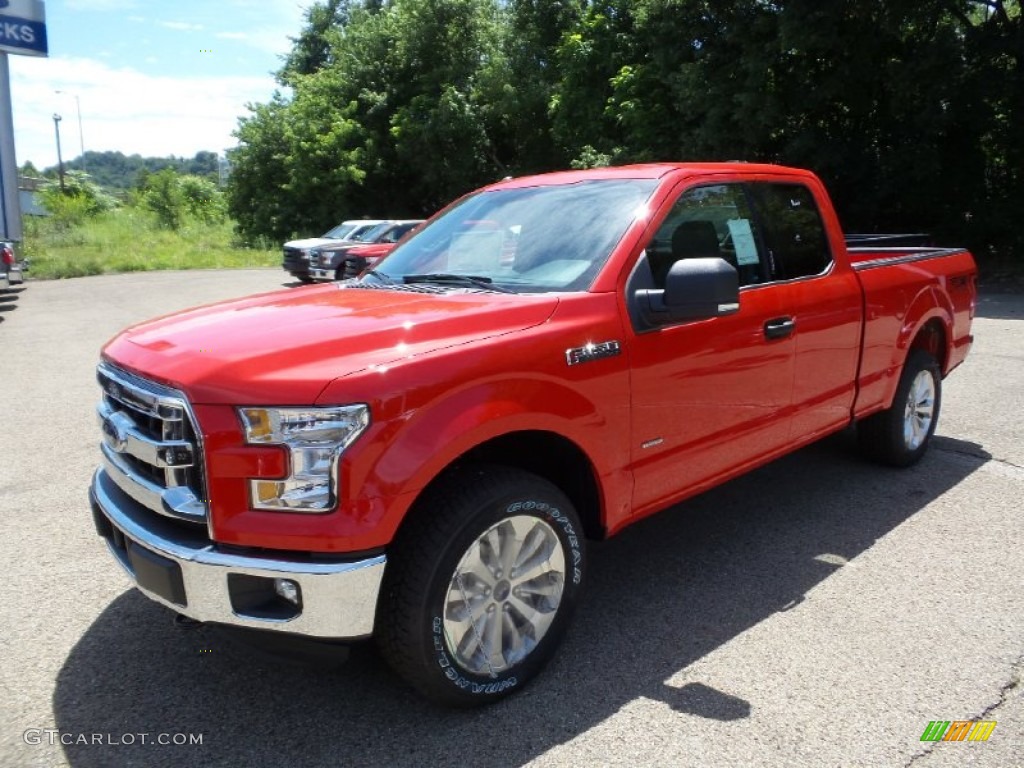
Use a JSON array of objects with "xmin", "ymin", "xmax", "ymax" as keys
[
  {"xmin": 1, "ymin": 241, "xmax": 26, "ymax": 289},
  {"xmin": 337, "ymin": 238, "xmax": 407, "ymax": 280}
]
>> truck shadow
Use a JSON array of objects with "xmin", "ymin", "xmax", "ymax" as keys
[
  {"xmin": 0, "ymin": 288, "xmax": 22, "ymax": 314},
  {"xmin": 52, "ymin": 431, "xmax": 989, "ymax": 768}
]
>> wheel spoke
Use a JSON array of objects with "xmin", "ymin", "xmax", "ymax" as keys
[
  {"xmin": 484, "ymin": 607, "xmax": 506, "ymax": 672},
  {"xmin": 452, "ymin": 614, "xmax": 485, "ymax": 662},
  {"xmin": 517, "ymin": 571, "xmax": 563, "ymax": 611},
  {"xmin": 502, "ymin": 602, "xmax": 535, "ymax": 666},
  {"xmin": 478, "ymin": 527, "xmax": 505, "ymax": 579},
  {"xmin": 510, "ymin": 524, "xmax": 557, "ymax": 581},
  {"xmin": 444, "ymin": 571, "xmax": 489, "ymax": 623}
]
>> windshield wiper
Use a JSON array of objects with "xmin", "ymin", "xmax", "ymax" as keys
[
  {"xmin": 402, "ymin": 273, "xmax": 515, "ymax": 294},
  {"xmin": 362, "ymin": 269, "xmax": 393, "ymax": 284}
]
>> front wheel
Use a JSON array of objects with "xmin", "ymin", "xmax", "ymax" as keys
[
  {"xmin": 376, "ymin": 465, "xmax": 586, "ymax": 706},
  {"xmin": 858, "ymin": 349, "xmax": 942, "ymax": 467}
]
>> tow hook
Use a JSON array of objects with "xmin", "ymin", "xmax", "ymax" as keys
[{"xmin": 174, "ymin": 614, "xmax": 203, "ymax": 630}]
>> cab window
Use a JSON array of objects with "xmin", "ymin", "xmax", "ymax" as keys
[
  {"xmin": 748, "ymin": 183, "xmax": 832, "ymax": 280},
  {"xmin": 646, "ymin": 184, "xmax": 768, "ymax": 289}
]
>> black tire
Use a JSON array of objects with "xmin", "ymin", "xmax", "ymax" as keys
[
  {"xmin": 376, "ymin": 464, "xmax": 586, "ymax": 706},
  {"xmin": 294, "ymin": 274, "xmax": 315, "ymax": 284},
  {"xmin": 858, "ymin": 349, "xmax": 942, "ymax": 467}
]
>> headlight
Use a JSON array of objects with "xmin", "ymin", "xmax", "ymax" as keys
[{"xmin": 238, "ymin": 405, "xmax": 370, "ymax": 512}]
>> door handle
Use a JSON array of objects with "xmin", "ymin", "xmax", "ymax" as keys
[{"xmin": 764, "ymin": 316, "xmax": 795, "ymax": 340}]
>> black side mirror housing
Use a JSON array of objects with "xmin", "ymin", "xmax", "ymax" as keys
[{"xmin": 636, "ymin": 257, "xmax": 740, "ymax": 324}]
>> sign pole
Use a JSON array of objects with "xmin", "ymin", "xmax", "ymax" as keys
[
  {"xmin": 0, "ymin": 0, "xmax": 50, "ymax": 242},
  {"xmin": 0, "ymin": 51, "xmax": 23, "ymax": 242}
]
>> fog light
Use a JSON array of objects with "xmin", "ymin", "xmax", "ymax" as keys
[{"xmin": 274, "ymin": 578, "xmax": 300, "ymax": 605}]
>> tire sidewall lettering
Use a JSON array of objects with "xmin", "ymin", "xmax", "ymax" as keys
[{"xmin": 431, "ymin": 614, "xmax": 518, "ymax": 695}]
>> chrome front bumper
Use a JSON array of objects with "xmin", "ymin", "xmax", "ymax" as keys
[
  {"xmin": 308, "ymin": 267, "xmax": 335, "ymax": 281},
  {"xmin": 90, "ymin": 468, "xmax": 386, "ymax": 639}
]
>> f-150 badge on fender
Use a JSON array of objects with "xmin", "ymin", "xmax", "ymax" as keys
[{"xmin": 565, "ymin": 340, "xmax": 621, "ymax": 366}]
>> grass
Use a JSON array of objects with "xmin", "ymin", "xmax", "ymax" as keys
[{"xmin": 20, "ymin": 207, "xmax": 278, "ymax": 280}]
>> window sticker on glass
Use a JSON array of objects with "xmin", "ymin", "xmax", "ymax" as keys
[
  {"xmin": 727, "ymin": 219, "xmax": 760, "ymax": 266},
  {"xmin": 448, "ymin": 230, "xmax": 505, "ymax": 272}
]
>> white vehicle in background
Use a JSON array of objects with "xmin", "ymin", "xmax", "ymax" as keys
[{"xmin": 282, "ymin": 219, "xmax": 383, "ymax": 283}]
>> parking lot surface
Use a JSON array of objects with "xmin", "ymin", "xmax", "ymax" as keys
[{"xmin": 0, "ymin": 271, "xmax": 1021, "ymax": 768}]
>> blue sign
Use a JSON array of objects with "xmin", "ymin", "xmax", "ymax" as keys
[{"xmin": 0, "ymin": 0, "xmax": 47, "ymax": 57}]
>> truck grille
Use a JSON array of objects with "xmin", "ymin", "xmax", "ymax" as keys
[
  {"xmin": 340, "ymin": 256, "xmax": 368, "ymax": 279},
  {"xmin": 282, "ymin": 247, "xmax": 308, "ymax": 270},
  {"xmin": 96, "ymin": 363, "xmax": 208, "ymax": 525}
]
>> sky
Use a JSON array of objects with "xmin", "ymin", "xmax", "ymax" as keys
[{"xmin": 6, "ymin": 0, "xmax": 308, "ymax": 169}]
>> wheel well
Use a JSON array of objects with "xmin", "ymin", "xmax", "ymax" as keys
[
  {"xmin": 910, "ymin": 319, "xmax": 947, "ymax": 372},
  {"xmin": 418, "ymin": 431, "xmax": 606, "ymax": 541}
]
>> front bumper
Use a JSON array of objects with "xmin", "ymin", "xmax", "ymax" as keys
[
  {"xmin": 309, "ymin": 267, "xmax": 336, "ymax": 281},
  {"xmin": 90, "ymin": 468, "xmax": 386, "ymax": 639}
]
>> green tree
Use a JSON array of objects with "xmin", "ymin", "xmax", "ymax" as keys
[
  {"xmin": 279, "ymin": 0, "xmax": 352, "ymax": 85},
  {"xmin": 141, "ymin": 168, "xmax": 187, "ymax": 229},
  {"xmin": 227, "ymin": 0, "xmax": 1023, "ymax": 265}
]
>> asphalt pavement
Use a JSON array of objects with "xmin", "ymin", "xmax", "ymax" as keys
[{"xmin": 0, "ymin": 271, "xmax": 1020, "ymax": 768}]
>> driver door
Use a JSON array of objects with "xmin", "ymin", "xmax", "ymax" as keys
[{"xmin": 627, "ymin": 182, "xmax": 797, "ymax": 515}]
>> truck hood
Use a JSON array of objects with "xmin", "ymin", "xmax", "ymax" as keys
[
  {"xmin": 102, "ymin": 284, "xmax": 559, "ymax": 405},
  {"xmin": 347, "ymin": 243, "xmax": 395, "ymax": 259},
  {"xmin": 284, "ymin": 237, "xmax": 341, "ymax": 250}
]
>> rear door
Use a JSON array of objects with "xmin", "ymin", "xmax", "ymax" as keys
[{"xmin": 747, "ymin": 182, "xmax": 862, "ymax": 441}]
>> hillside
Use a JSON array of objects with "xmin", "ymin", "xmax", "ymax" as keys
[{"xmin": 37, "ymin": 150, "xmax": 223, "ymax": 191}]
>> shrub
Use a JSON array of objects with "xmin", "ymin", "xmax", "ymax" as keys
[
  {"xmin": 140, "ymin": 169, "xmax": 226, "ymax": 229},
  {"xmin": 38, "ymin": 170, "xmax": 118, "ymax": 228}
]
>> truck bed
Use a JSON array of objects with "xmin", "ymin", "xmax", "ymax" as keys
[{"xmin": 848, "ymin": 246, "xmax": 976, "ymax": 419}]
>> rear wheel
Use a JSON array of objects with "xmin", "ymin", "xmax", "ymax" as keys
[
  {"xmin": 858, "ymin": 349, "xmax": 942, "ymax": 467},
  {"xmin": 376, "ymin": 465, "xmax": 586, "ymax": 706}
]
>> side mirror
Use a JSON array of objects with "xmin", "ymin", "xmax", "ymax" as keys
[{"xmin": 636, "ymin": 257, "xmax": 739, "ymax": 324}]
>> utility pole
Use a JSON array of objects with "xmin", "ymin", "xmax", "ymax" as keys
[
  {"xmin": 55, "ymin": 90, "xmax": 86, "ymax": 174},
  {"xmin": 53, "ymin": 113, "xmax": 65, "ymax": 193}
]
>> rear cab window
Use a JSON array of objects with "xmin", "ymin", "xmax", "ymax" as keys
[{"xmin": 748, "ymin": 183, "xmax": 832, "ymax": 280}]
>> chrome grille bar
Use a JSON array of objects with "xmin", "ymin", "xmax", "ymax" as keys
[{"xmin": 96, "ymin": 363, "xmax": 208, "ymax": 524}]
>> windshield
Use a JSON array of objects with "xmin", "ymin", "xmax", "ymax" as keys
[
  {"xmin": 322, "ymin": 222, "xmax": 357, "ymax": 239},
  {"xmin": 352, "ymin": 221, "xmax": 392, "ymax": 242},
  {"xmin": 368, "ymin": 180, "xmax": 657, "ymax": 292}
]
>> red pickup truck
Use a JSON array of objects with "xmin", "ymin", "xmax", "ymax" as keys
[{"xmin": 90, "ymin": 163, "xmax": 976, "ymax": 705}]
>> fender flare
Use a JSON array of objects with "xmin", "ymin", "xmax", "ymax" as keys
[{"xmin": 881, "ymin": 283, "xmax": 953, "ymax": 407}]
